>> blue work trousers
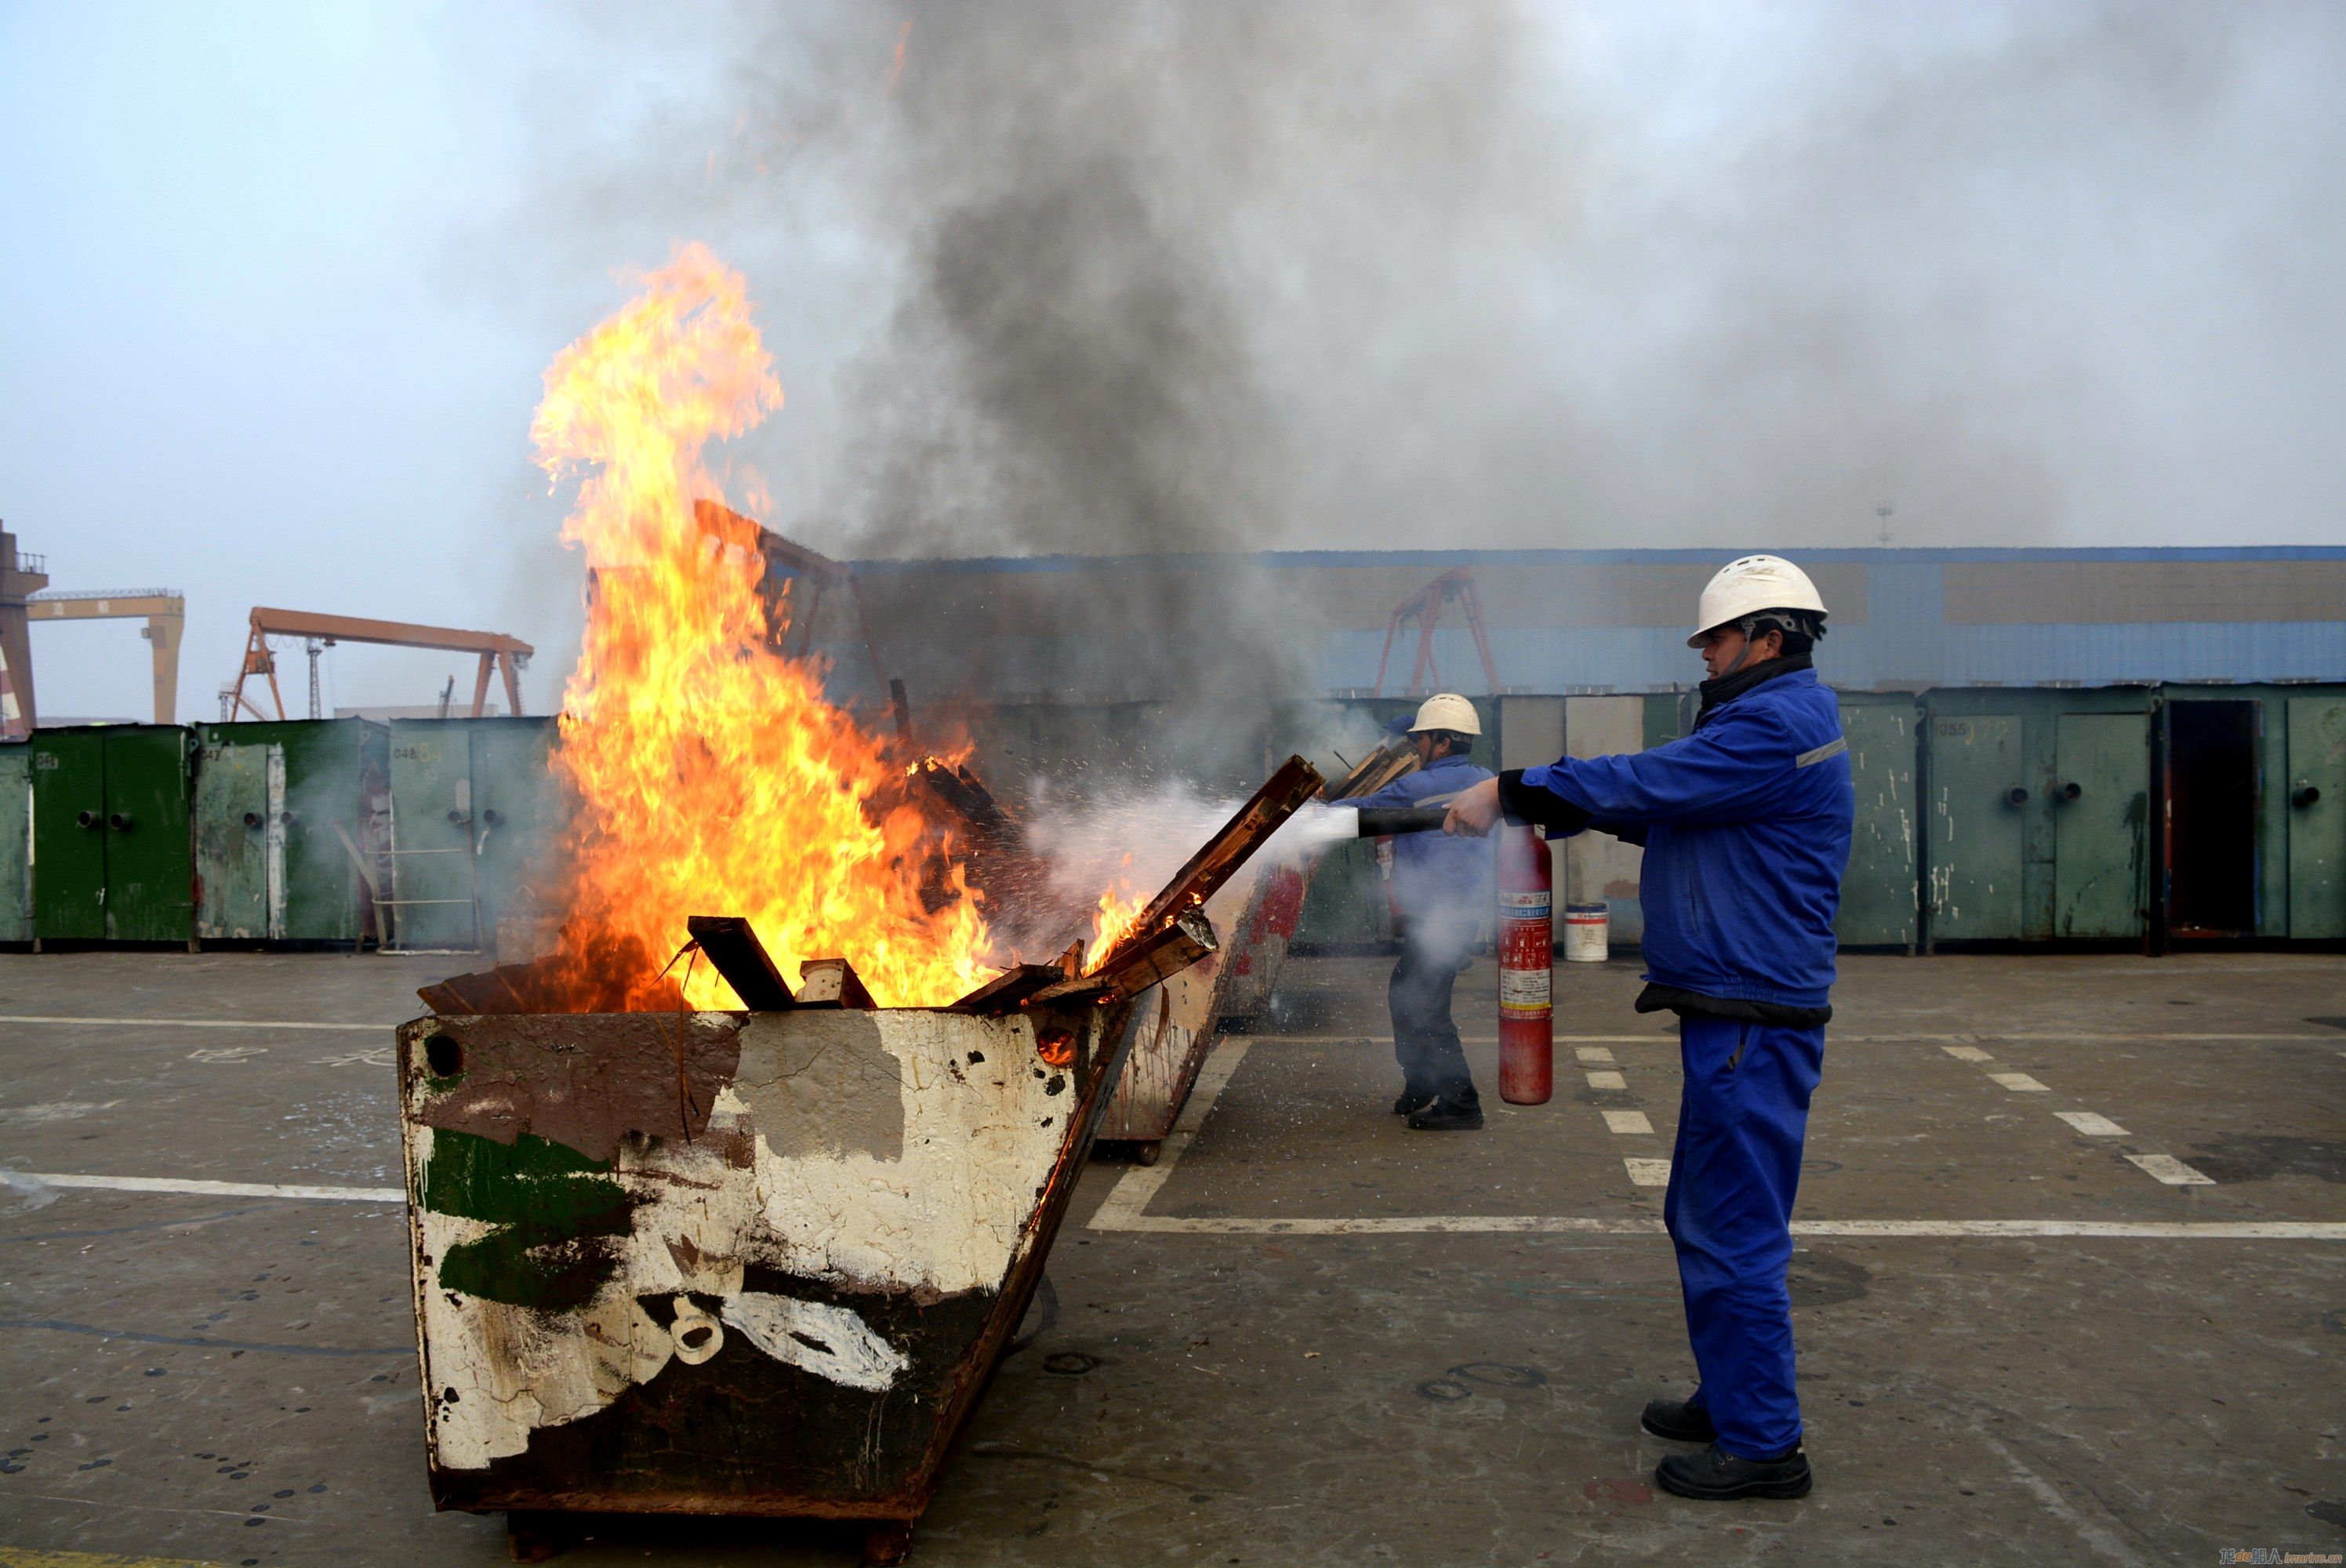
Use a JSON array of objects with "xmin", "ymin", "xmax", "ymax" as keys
[
  {"xmin": 1663, "ymin": 1014, "xmax": 1825, "ymax": 1460},
  {"xmin": 1387, "ymin": 916, "xmax": 1479, "ymax": 1105}
]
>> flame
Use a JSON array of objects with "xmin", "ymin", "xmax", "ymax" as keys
[
  {"xmin": 532, "ymin": 243, "xmax": 997, "ymax": 1009},
  {"xmin": 1083, "ymin": 854, "xmax": 1146, "ymax": 968}
]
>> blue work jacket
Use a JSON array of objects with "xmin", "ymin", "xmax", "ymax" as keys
[
  {"xmin": 1352, "ymin": 753, "xmax": 1495, "ymax": 924},
  {"xmin": 1521, "ymin": 668, "xmax": 1854, "ymax": 1009}
]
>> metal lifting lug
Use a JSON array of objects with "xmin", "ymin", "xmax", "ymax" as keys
[
  {"xmin": 2006, "ymin": 786, "xmax": 2029, "ymax": 806},
  {"xmin": 107, "ymin": 811, "xmax": 133, "ymax": 830},
  {"xmin": 76, "ymin": 809, "xmax": 98, "ymax": 829},
  {"xmin": 2060, "ymin": 782, "xmax": 2083, "ymax": 801},
  {"xmin": 2294, "ymin": 785, "xmax": 2322, "ymax": 808}
]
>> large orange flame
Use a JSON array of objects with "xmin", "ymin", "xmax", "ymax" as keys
[{"xmin": 532, "ymin": 243, "xmax": 997, "ymax": 1008}]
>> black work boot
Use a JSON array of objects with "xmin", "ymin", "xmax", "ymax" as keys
[
  {"xmin": 1655, "ymin": 1443, "xmax": 1813, "ymax": 1501},
  {"xmin": 1406, "ymin": 1095, "xmax": 1484, "ymax": 1131},
  {"xmin": 1392, "ymin": 1085, "xmax": 1435, "ymax": 1116},
  {"xmin": 1640, "ymin": 1398, "xmax": 1717, "ymax": 1443}
]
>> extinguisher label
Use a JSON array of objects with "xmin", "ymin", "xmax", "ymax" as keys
[
  {"xmin": 1498, "ymin": 915, "xmax": 1552, "ymax": 1014},
  {"xmin": 1499, "ymin": 891, "xmax": 1552, "ymax": 916},
  {"xmin": 1499, "ymin": 961, "xmax": 1552, "ymax": 1011}
]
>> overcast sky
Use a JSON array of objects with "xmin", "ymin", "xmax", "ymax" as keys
[{"xmin": 4, "ymin": 1, "xmax": 2341, "ymax": 720}]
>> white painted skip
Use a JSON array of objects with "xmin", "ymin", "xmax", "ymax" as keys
[{"xmin": 413, "ymin": 1009, "xmax": 1075, "ymax": 1472}]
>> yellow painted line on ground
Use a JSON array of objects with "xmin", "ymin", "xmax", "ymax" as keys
[{"xmin": 0, "ymin": 1015, "xmax": 387, "ymax": 1032}]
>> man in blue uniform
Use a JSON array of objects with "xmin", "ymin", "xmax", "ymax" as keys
[
  {"xmin": 1444, "ymin": 556, "xmax": 1854, "ymax": 1500},
  {"xmin": 1351, "ymin": 693, "xmax": 1495, "ymax": 1131}
]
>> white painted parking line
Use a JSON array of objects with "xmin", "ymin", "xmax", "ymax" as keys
[
  {"xmin": 1095, "ymin": 1214, "xmax": 2346, "ymax": 1239},
  {"xmin": 1585, "ymin": 1069, "xmax": 1629, "ymax": 1091},
  {"xmin": 2125, "ymin": 1153, "xmax": 2216, "ymax": 1187},
  {"xmin": 9, "ymin": 1171, "xmax": 405, "ymax": 1203},
  {"xmin": 0, "ymin": 1014, "xmax": 390, "ymax": 1032},
  {"xmin": 1988, "ymin": 1072, "xmax": 2050, "ymax": 1093},
  {"xmin": 1081, "ymin": 1033, "xmax": 2322, "ymax": 1242},
  {"xmin": 1089, "ymin": 1038, "xmax": 1253, "ymax": 1231},
  {"xmin": 1601, "ymin": 1109, "xmax": 1655, "ymax": 1136},
  {"xmin": 1624, "ymin": 1159, "xmax": 1672, "ymax": 1187},
  {"xmin": 2054, "ymin": 1111, "xmax": 2130, "ymax": 1137},
  {"xmin": 1942, "ymin": 1044, "xmax": 1996, "ymax": 1062},
  {"xmin": 1575, "ymin": 1047, "xmax": 1615, "ymax": 1064}
]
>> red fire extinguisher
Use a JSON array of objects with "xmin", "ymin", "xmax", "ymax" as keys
[{"xmin": 1496, "ymin": 821, "xmax": 1553, "ymax": 1105}]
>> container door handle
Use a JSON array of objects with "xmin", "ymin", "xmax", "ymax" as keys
[
  {"xmin": 2294, "ymin": 785, "xmax": 2322, "ymax": 808},
  {"xmin": 77, "ymin": 809, "xmax": 99, "ymax": 829},
  {"xmin": 107, "ymin": 811, "xmax": 134, "ymax": 830},
  {"xmin": 243, "ymin": 811, "xmax": 263, "ymax": 829},
  {"xmin": 2006, "ymin": 786, "xmax": 2029, "ymax": 806},
  {"xmin": 2058, "ymin": 782, "xmax": 2083, "ymax": 802}
]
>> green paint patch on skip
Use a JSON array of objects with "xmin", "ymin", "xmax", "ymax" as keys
[{"xmin": 422, "ymin": 1129, "xmax": 635, "ymax": 1312}]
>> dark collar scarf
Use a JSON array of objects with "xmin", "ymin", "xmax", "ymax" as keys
[{"xmin": 1695, "ymin": 653, "xmax": 1812, "ymax": 727}]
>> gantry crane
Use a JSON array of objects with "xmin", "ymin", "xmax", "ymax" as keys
[
  {"xmin": 228, "ymin": 608, "xmax": 533, "ymax": 722},
  {"xmin": 1371, "ymin": 568, "xmax": 1502, "ymax": 697},
  {"xmin": 23, "ymin": 589, "xmax": 187, "ymax": 724}
]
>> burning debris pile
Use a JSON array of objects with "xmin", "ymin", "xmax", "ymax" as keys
[
  {"xmin": 397, "ymin": 245, "xmax": 1332, "ymax": 1554},
  {"xmin": 518, "ymin": 242, "xmax": 995, "ymax": 1011},
  {"xmin": 423, "ymin": 242, "xmax": 1318, "ymax": 1020}
]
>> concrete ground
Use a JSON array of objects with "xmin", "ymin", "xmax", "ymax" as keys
[{"xmin": 1, "ymin": 947, "xmax": 2342, "ymax": 1566}]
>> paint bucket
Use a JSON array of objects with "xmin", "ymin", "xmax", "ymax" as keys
[{"xmin": 1562, "ymin": 902, "xmax": 1609, "ymax": 964}]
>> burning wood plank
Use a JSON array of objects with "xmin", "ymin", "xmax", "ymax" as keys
[
  {"xmin": 1033, "ymin": 907, "xmax": 1218, "ymax": 1005},
  {"xmin": 419, "ymin": 954, "xmax": 682, "ymax": 1016},
  {"xmin": 685, "ymin": 914, "xmax": 797, "ymax": 1010},
  {"xmin": 1324, "ymin": 736, "xmax": 1419, "ymax": 801},
  {"xmin": 946, "ymin": 964, "xmax": 1068, "ymax": 1016},
  {"xmin": 910, "ymin": 756, "xmax": 1018, "ymax": 851}
]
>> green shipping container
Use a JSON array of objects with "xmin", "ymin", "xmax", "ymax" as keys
[
  {"xmin": 0, "ymin": 743, "xmax": 29, "ymax": 943},
  {"xmin": 1922, "ymin": 689, "xmax": 2152, "ymax": 945},
  {"xmin": 29, "ymin": 724, "xmax": 197, "ymax": 944},
  {"xmin": 385, "ymin": 717, "xmax": 565, "ymax": 952},
  {"xmin": 194, "ymin": 719, "xmax": 389, "ymax": 943},
  {"xmin": 2157, "ymin": 684, "xmax": 2346, "ymax": 942},
  {"xmin": 2285, "ymin": 690, "xmax": 2346, "ymax": 939},
  {"xmin": 1836, "ymin": 694, "xmax": 1919, "ymax": 949}
]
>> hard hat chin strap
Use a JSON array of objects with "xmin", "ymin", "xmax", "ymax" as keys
[{"xmin": 1717, "ymin": 616, "xmax": 1768, "ymax": 677}]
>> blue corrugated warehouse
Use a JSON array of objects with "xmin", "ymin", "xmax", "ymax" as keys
[{"xmin": 845, "ymin": 546, "xmax": 2346, "ymax": 700}]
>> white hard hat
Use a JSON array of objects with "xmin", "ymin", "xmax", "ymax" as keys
[
  {"xmin": 1408, "ymin": 693, "xmax": 1482, "ymax": 735},
  {"xmin": 1689, "ymin": 555, "xmax": 1828, "ymax": 648}
]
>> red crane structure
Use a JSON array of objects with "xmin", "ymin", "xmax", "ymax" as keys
[
  {"xmin": 228, "ymin": 608, "xmax": 533, "ymax": 722},
  {"xmin": 1371, "ymin": 568, "xmax": 1502, "ymax": 698}
]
